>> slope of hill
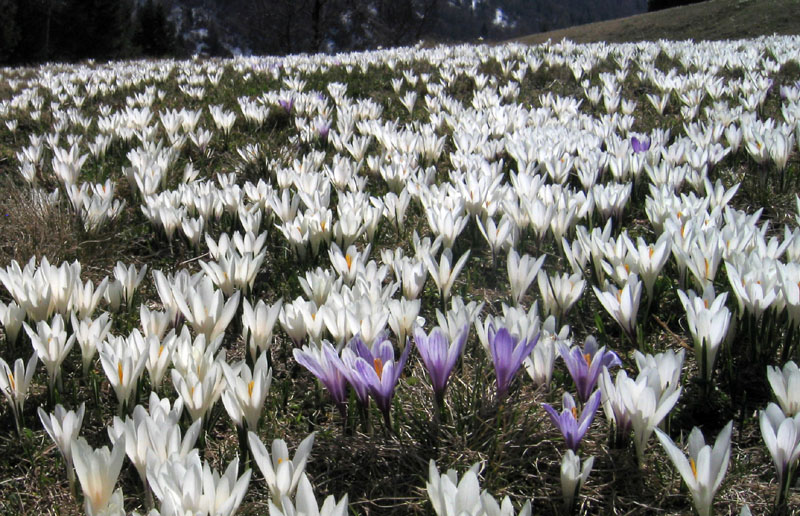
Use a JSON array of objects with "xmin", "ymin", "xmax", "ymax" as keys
[{"xmin": 516, "ymin": 0, "xmax": 800, "ymax": 45}]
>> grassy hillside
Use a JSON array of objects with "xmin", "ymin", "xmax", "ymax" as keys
[{"xmin": 516, "ymin": 0, "xmax": 800, "ymax": 45}]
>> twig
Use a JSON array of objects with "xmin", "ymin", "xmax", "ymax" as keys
[
  {"xmin": 179, "ymin": 252, "xmax": 210, "ymax": 266},
  {"xmin": 652, "ymin": 315, "xmax": 692, "ymax": 351}
]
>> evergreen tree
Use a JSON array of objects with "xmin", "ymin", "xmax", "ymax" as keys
[
  {"xmin": 0, "ymin": 0, "xmax": 20, "ymax": 63},
  {"xmin": 134, "ymin": 0, "xmax": 177, "ymax": 57}
]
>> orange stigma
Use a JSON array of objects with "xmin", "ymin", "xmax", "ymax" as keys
[
  {"xmin": 373, "ymin": 357, "xmax": 384, "ymax": 379},
  {"xmin": 571, "ymin": 407, "xmax": 578, "ymax": 419},
  {"xmin": 117, "ymin": 362, "xmax": 124, "ymax": 384},
  {"xmin": 248, "ymin": 380, "xmax": 255, "ymax": 397}
]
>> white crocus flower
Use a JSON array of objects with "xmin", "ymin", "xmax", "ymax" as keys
[
  {"xmin": 145, "ymin": 329, "xmax": 179, "ymax": 391},
  {"xmin": 767, "ymin": 361, "xmax": 800, "ymax": 416},
  {"xmin": 538, "ymin": 270, "xmax": 585, "ymax": 322},
  {"xmin": 677, "ymin": 286, "xmax": 731, "ymax": 383},
  {"xmin": 760, "ymin": 402, "xmax": 800, "ymax": 502},
  {"xmin": 328, "ymin": 243, "xmax": 370, "ymax": 285},
  {"xmin": 72, "ymin": 436, "xmax": 126, "ymax": 516},
  {"xmin": 426, "ymin": 459, "xmax": 483, "ymax": 516},
  {"xmin": 108, "ymin": 406, "xmax": 158, "ymax": 488},
  {"xmin": 480, "ymin": 492, "xmax": 532, "ymax": 516},
  {"xmin": 592, "ymin": 273, "xmax": 642, "ymax": 343},
  {"xmin": 221, "ymin": 352, "xmax": 272, "ymax": 431},
  {"xmin": 633, "ymin": 349, "xmax": 685, "ymax": 401},
  {"xmin": 624, "ymin": 233, "xmax": 671, "ymax": 300},
  {"xmin": 725, "ymin": 261, "xmax": 777, "ymax": 320},
  {"xmin": 425, "ymin": 249, "xmax": 470, "ymax": 305},
  {"xmin": 104, "ymin": 279, "xmax": 124, "ymax": 313},
  {"xmin": 655, "ymin": 421, "xmax": 733, "ymax": 516},
  {"xmin": 476, "ymin": 215, "xmax": 515, "ymax": 262},
  {"xmin": 113, "ymin": 261, "xmax": 147, "ymax": 307},
  {"xmin": 523, "ymin": 337, "xmax": 556, "ymax": 390},
  {"xmin": 24, "ymin": 314, "xmax": 76, "ymax": 390},
  {"xmin": 387, "ymin": 297, "xmax": 421, "ymax": 349},
  {"xmin": 171, "ymin": 360, "xmax": 226, "ymax": 425},
  {"xmin": 148, "ymin": 452, "xmax": 250, "ymax": 516},
  {"xmin": 100, "ymin": 333, "xmax": 148, "ymax": 411},
  {"xmin": 71, "ymin": 312, "xmax": 113, "ymax": 376},
  {"xmin": 299, "ymin": 268, "xmax": 335, "ymax": 307},
  {"xmin": 280, "ymin": 297, "xmax": 310, "ymax": 346},
  {"xmin": 560, "ymin": 450, "xmax": 594, "ymax": 513},
  {"xmin": 248, "ymin": 431, "xmax": 316, "ymax": 508},
  {"xmin": 242, "ymin": 298, "xmax": 283, "ymax": 363},
  {"xmin": 624, "ymin": 370, "xmax": 682, "ymax": 463},
  {"xmin": 138, "ymin": 393, "xmax": 202, "ymax": 471},
  {"xmin": 507, "ymin": 249, "xmax": 545, "ymax": 307},
  {"xmin": 173, "ymin": 276, "xmax": 241, "ymax": 343},
  {"xmin": 599, "ymin": 368, "xmax": 635, "ymax": 445},
  {"xmin": 400, "ymin": 258, "xmax": 427, "ymax": 300},
  {"xmin": 0, "ymin": 300, "xmax": 26, "ymax": 345},
  {"xmin": 269, "ymin": 474, "xmax": 349, "ymax": 516},
  {"xmin": 70, "ymin": 276, "xmax": 109, "ymax": 320},
  {"xmin": 39, "ymin": 402, "xmax": 85, "ymax": 493},
  {"xmin": 0, "ymin": 352, "xmax": 38, "ymax": 430}
]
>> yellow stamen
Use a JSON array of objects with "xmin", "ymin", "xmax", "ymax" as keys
[
  {"xmin": 345, "ymin": 254, "xmax": 353, "ymax": 270},
  {"xmin": 8, "ymin": 372, "xmax": 15, "ymax": 391},
  {"xmin": 690, "ymin": 457, "xmax": 697, "ymax": 478},
  {"xmin": 583, "ymin": 353, "xmax": 592, "ymax": 367},
  {"xmin": 117, "ymin": 362, "xmax": 124, "ymax": 384},
  {"xmin": 277, "ymin": 457, "xmax": 284, "ymax": 464},
  {"xmin": 373, "ymin": 357, "xmax": 384, "ymax": 379},
  {"xmin": 571, "ymin": 407, "xmax": 578, "ymax": 419},
  {"xmin": 704, "ymin": 299, "xmax": 709, "ymax": 309},
  {"xmin": 624, "ymin": 263, "xmax": 630, "ymax": 274},
  {"xmin": 704, "ymin": 258, "xmax": 709, "ymax": 279},
  {"xmin": 158, "ymin": 345, "xmax": 164, "ymax": 357},
  {"xmin": 649, "ymin": 247, "xmax": 654, "ymax": 258},
  {"xmin": 248, "ymin": 380, "xmax": 255, "ymax": 398}
]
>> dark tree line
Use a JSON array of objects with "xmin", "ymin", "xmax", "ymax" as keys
[
  {"xmin": 0, "ymin": 0, "xmax": 179, "ymax": 65},
  {"xmin": 648, "ymin": 0, "xmax": 706, "ymax": 11},
  {"xmin": 207, "ymin": 0, "xmax": 443, "ymax": 55},
  {"xmin": 0, "ymin": 0, "xmax": 651, "ymax": 63}
]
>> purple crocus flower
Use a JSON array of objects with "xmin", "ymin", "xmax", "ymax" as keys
[
  {"xmin": 559, "ymin": 336, "xmax": 621, "ymax": 403},
  {"xmin": 317, "ymin": 121, "xmax": 330, "ymax": 143},
  {"xmin": 352, "ymin": 335, "xmax": 412, "ymax": 427},
  {"xmin": 631, "ymin": 135, "xmax": 651, "ymax": 153},
  {"xmin": 413, "ymin": 325, "xmax": 468, "ymax": 405},
  {"xmin": 329, "ymin": 334, "xmax": 374, "ymax": 406},
  {"xmin": 488, "ymin": 323, "xmax": 538, "ymax": 399},
  {"xmin": 294, "ymin": 341, "xmax": 348, "ymax": 416},
  {"xmin": 278, "ymin": 98, "xmax": 294, "ymax": 114},
  {"xmin": 543, "ymin": 390, "xmax": 601, "ymax": 451}
]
